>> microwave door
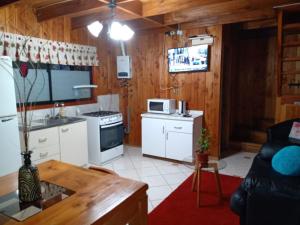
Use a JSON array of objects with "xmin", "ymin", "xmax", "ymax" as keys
[{"xmin": 149, "ymin": 102, "xmax": 164, "ymax": 112}]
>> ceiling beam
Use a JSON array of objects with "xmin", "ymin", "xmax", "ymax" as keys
[
  {"xmin": 242, "ymin": 18, "xmax": 276, "ymax": 30},
  {"xmin": 36, "ymin": 0, "xmax": 106, "ymax": 22},
  {"xmin": 0, "ymin": 0, "xmax": 19, "ymax": 7},
  {"xmin": 142, "ymin": 0, "xmax": 231, "ymax": 17},
  {"xmin": 180, "ymin": 8, "xmax": 275, "ymax": 30}
]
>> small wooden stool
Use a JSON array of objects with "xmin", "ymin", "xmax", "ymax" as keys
[{"xmin": 191, "ymin": 161, "xmax": 223, "ymax": 207}]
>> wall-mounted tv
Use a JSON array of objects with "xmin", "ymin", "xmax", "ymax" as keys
[{"xmin": 168, "ymin": 45, "xmax": 209, "ymax": 73}]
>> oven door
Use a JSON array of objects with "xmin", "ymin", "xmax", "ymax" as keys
[{"xmin": 100, "ymin": 122, "xmax": 124, "ymax": 152}]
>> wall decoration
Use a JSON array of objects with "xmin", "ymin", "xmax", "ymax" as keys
[{"xmin": 0, "ymin": 32, "xmax": 99, "ymax": 66}]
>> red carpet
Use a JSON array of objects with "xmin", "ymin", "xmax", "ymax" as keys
[{"xmin": 149, "ymin": 171, "xmax": 242, "ymax": 225}]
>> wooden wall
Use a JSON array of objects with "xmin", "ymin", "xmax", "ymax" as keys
[
  {"xmin": 71, "ymin": 25, "xmax": 224, "ymax": 158},
  {"xmin": 0, "ymin": 1, "xmax": 224, "ymax": 158},
  {"xmin": 0, "ymin": 1, "xmax": 71, "ymax": 42}
]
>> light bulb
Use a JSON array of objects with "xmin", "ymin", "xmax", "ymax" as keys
[
  {"xmin": 87, "ymin": 21, "xmax": 103, "ymax": 37},
  {"xmin": 109, "ymin": 21, "xmax": 123, "ymax": 40},
  {"xmin": 121, "ymin": 25, "xmax": 134, "ymax": 41}
]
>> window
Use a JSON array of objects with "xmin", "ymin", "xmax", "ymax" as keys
[{"xmin": 13, "ymin": 63, "xmax": 93, "ymax": 105}]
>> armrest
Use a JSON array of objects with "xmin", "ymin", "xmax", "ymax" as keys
[
  {"xmin": 230, "ymin": 186, "xmax": 247, "ymax": 216},
  {"xmin": 267, "ymin": 118, "xmax": 300, "ymax": 142}
]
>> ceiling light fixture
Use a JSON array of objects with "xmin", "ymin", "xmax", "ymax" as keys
[{"xmin": 87, "ymin": 0, "xmax": 134, "ymax": 41}]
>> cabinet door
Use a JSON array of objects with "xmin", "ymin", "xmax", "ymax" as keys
[
  {"xmin": 166, "ymin": 131, "xmax": 192, "ymax": 161},
  {"xmin": 59, "ymin": 122, "xmax": 88, "ymax": 167},
  {"xmin": 142, "ymin": 118, "xmax": 165, "ymax": 157}
]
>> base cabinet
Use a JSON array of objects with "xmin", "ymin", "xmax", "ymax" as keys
[
  {"xmin": 59, "ymin": 122, "xmax": 88, "ymax": 167},
  {"xmin": 142, "ymin": 115, "xmax": 202, "ymax": 162},
  {"xmin": 21, "ymin": 121, "xmax": 88, "ymax": 167},
  {"xmin": 142, "ymin": 118, "xmax": 165, "ymax": 157}
]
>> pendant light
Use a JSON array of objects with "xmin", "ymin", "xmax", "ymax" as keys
[{"xmin": 87, "ymin": 0, "xmax": 134, "ymax": 41}]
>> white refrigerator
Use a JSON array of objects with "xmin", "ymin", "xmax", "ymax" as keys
[{"xmin": 0, "ymin": 56, "xmax": 22, "ymax": 177}]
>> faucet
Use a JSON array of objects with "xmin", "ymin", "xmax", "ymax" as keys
[{"xmin": 52, "ymin": 102, "xmax": 59, "ymax": 118}]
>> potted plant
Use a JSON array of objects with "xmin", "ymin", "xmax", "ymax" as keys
[{"xmin": 195, "ymin": 128, "xmax": 210, "ymax": 166}]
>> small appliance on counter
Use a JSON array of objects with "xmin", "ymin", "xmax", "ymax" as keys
[
  {"xmin": 147, "ymin": 98, "xmax": 176, "ymax": 114},
  {"xmin": 178, "ymin": 100, "xmax": 187, "ymax": 115}
]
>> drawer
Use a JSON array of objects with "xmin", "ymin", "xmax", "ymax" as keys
[
  {"xmin": 30, "ymin": 145, "xmax": 60, "ymax": 161},
  {"xmin": 165, "ymin": 120, "xmax": 193, "ymax": 133},
  {"xmin": 29, "ymin": 127, "xmax": 59, "ymax": 149},
  {"xmin": 33, "ymin": 153, "xmax": 60, "ymax": 165}
]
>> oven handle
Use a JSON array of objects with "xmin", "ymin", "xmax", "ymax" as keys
[{"xmin": 101, "ymin": 122, "xmax": 123, "ymax": 129}]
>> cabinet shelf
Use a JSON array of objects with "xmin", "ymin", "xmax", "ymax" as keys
[
  {"xmin": 282, "ymin": 70, "xmax": 300, "ymax": 75},
  {"xmin": 283, "ymin": 23, "xmax": 300, "ymax": 31},
  {"xmin": 283, "ymin": 41, "xmax": 300, "ymax": 47},
  {"xmin": 282, "ymin": 57, "xmax": 300, "ymax": 62}
]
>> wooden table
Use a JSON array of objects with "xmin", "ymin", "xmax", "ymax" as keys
[
  {"xmin": 191, "ymin": 161, "xmax": 222, "ymax": 207},
  {"xmin": 0, "ymin": 160, "xmax": 148, "ymax": 225}
]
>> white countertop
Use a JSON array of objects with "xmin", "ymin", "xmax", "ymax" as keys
[{"xmin": 141, "ymin": 110, "xmax": 203, "ymax": 121}]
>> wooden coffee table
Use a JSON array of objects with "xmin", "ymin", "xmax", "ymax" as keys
[{"xmin": 191, "ymin": 161, "xmax": 223, "ymax": 207}]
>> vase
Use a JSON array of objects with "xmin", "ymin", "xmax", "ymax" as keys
[{"xmin": 18, "ymin": 151, "xmax": 42, "ymax": 202}]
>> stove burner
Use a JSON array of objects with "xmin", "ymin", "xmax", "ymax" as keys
[{"xmin": 83, "ymin": 111, "xmax": 120, "ymax": 117}]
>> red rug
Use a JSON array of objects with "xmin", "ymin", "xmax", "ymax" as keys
[{"xmin": 149, "ymin": 171, "xmax": 242, "ymax": 225}]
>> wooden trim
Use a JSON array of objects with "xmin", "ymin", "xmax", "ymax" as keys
[
  {"xmin": 282, "ymin": 56, "xmax": 300, "ymax": 62},
  {"xmin": 283, "ymin": 22, "xmax": 300, "ymax": 31},
  {"xmin": 17, "ymin": 98, "xmax": 97, "ymax": 111},
  {"xmin": 281, "ymin": 95, "xmax": 300, "ymax": 104},
  {"xmin": 282, "ymin": 70, "xmax": 300, "ymax": 75},
  {"xmin": 277, "ymin": 10, "xmax": 283, "ymax": 97},
  {"xmin": 283, "ymin": 41, "xmax": 300, "ymax": 47},
  {"xmin": 0, "ymin": 0, "xmax": 19, "ymax": 7}
]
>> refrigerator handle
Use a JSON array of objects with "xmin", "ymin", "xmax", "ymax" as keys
[{"xmin": 1, "ymin": 118, "xmax": 14, "ymax": 123}]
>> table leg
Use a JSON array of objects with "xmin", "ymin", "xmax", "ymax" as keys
[
  {"xmin": 128, "ymin": 195, "xmax": 148, "ymax": 225},
  {"xmin": 192, "ymin": 167, "xmax": 198, "ymax": 192},
  {"xmin": 214, "ymin": 167, "xmax": 223, "ymax": 203},
  {"xmin": 197, "ymin": 168, "xmax": 202, "ymax": 207}
]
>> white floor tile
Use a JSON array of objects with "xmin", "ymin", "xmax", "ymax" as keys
[
  {"xmin": 162, "ymin": 173, "xmax": 188, "ymax": 185},
  {"xmin": 141, "ymin": 175, "xmax": 168, "ymax": 187},
  {"xmin": 157, "ymin": 165, "xmax": 182, "ymax": 175},
  {"xmin": 147, "ymin": 186, "xmax": 172, "ymax": 201},
  {"xmin": 115, "ymin": 169, "xmax": 140, "ymax": 181},
  {"xmin": 169, "ymin": 183, "xmax": 181, "ymax": 191},
  {"xmin": 132, "ymin": 160, "xmax": 155, "ymax": 169},
  {"xmin": 151, "ymin": 199, "xmax": 164, "ymax": 209},
  {"xmin": 137, "ymin": 167, "xmax": 161, "ymax": 177},
  {"xmin": 148, "ymin": 200, "xmax": 154, "ymax": 213},
  {"xmin": 112, "ymin": 158, "xmax": 135, "ymax": 170}
]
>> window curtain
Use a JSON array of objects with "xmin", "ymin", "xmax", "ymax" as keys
[{"xmin": 0, "ymin": 32, "xmax": 99, "ymax": 66}]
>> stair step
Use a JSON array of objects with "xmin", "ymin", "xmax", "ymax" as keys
[
  {"xmin": 248, "ymin": 130, "xmax": 267, "ymax": 144},
  {"xmin": 229, "ymin": 141, "xmax": 262, "ymax": 153},
  {"xmin": 255, "ymin": 118, "xmax": 275, "ymax": 131}
]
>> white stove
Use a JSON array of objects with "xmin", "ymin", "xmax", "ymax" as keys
[{"xmin": 81, "ymin": 111, "xmax": 124, "ymax": 165}]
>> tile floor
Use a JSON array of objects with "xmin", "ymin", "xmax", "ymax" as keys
[{"xmin": 98, "ymin": 145, "xmax": 256, "ymax": 213}]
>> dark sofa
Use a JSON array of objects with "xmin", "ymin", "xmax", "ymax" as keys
[{"xmin": 230, "ymin": 118, "xmax": 300, "ymax": 225}]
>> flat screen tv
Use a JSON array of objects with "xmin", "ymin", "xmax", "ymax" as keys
[{"xmin": 168, "ymin": 45, "xmax": 209, "ymax": 73}]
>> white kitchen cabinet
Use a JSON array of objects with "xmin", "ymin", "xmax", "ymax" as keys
[
  {"xmin": 59, "ymin": 121, "xmax": 88, "ymax": 167},
  {"xmin": 165, "ymin": 131, "xmax": 192, "ymax": 161},
  {"xmin": 25, "ymin": 127, "xmax": 60, "ymax": 163},
  {"xmin": 20, "ymin": 120, "xmax": 88, "ymax": 167},
  {"xmin": 141, "ymin": 111, "xmax": 202, "ymax": 162},
  {"xmin": 142, "ymin": 118, "xmax": 165, "ymax": 157}
]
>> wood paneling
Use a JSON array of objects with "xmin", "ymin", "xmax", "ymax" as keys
[
  {"xmin": 0, "ymin": 1, "xmax": 71, "ymax": 42},
  {"xmin": 72, "ymin": 25, "xmax": 223, "ymax": 158}
]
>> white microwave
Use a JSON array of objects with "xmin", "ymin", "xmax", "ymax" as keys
[{"xmin": 147, "ymin": 99, "xmax": 176, "ymax": 114}]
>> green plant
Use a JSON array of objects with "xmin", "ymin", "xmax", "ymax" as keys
[{"xmin": 196, "ymin": 128, "xmax": 210, "ymax": 154}]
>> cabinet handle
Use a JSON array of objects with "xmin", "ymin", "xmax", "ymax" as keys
[
  {"xmin": 38, "ymin": 138, "xmax": 48, "ymax": 143},
  {"xmin": 40, "ymin": 152, "xmax": 48, "ymax": 158},
  {"xmin": 162, "ymin": 126, "xmax": 165, "ymax": 134},
  {"xmin": 174, "ymin": 126, "xmax": 182, "ymax": 129},
  {"xmin": 61, "ymin": 128, "xmax": 69, "ymax": 133},
  {"xmin": 166, "ymin": 132, "xmax": 168, "ymax": 140}
]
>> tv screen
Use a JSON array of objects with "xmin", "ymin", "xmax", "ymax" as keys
[{"xmin": 168, "ymin": 45, "xmax": 209, "ymax": 73}]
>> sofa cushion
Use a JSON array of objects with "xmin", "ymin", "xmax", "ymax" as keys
[
  {"xmin": 259, "ymin": 142, "xmax": 285, "ymax": 161},
  {"xmin": 272, "ymin": 146, "xmax": 300, "ymax": 176}
]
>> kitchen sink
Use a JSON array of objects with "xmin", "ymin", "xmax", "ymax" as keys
[{"xmin": 26, "ymin": 117, "xmax": 85, "ymax": 130}]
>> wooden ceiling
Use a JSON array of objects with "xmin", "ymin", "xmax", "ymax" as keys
[{"xmin": 4, "ymin": 0, "xmax": 300, "ymax": 30}]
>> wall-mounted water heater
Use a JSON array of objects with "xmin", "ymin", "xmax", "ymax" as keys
[{"xmin": 117, "ymin": 56, "xmax": 132, "ymax": 79}]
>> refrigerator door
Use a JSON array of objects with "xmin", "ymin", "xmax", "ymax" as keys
[
  {"xmin": 0, "ymin": 116, "xmax": 22, "ymax": 177},
  {"xmin": 0, "ymin": 56, "xmax": 17, "ymax": 118}
]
